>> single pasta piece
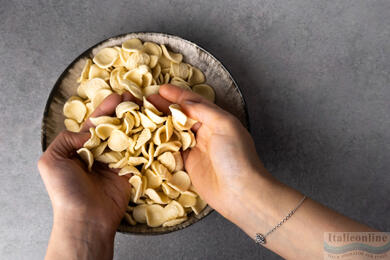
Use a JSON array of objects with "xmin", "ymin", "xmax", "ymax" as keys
[
  {"xmin": 93, "ymin": 48, "xmax": 119, "ymax": 69},
  {"xmin": 63, "ymin": 98, "xmax": 87, "ymax": 123},
  {"xmin": 77, "ymin": 147, "xmax": 94, "ymax": 171},
  {"xmin": 192, "ymin": 84, "xmax": 215, "ymax": 103},
  {"xmin": 168, "ymin": 171, "xmax": 191, "ymax": 193}
]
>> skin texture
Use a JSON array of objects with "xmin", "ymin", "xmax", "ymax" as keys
[{"xmin": 38, "ymin": 85, "xmax": 375, "ymax": 260}]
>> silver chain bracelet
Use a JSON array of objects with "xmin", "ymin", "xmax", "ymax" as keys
[{"xmin": 255, "ymin": 195, "xmax": 307, "ymax": 245}]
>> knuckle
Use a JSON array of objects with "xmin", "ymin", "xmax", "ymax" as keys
[
  {"xmin": 58, "ymin": 130, "xmax": 74, "ymax": 143},
  {"xmin": 37, "ymin": 154, "xmax": 50, "ymax": 171},
  {"xmin": 178, "ymin": 90, "xmax": 188, "ymax": 104},
  {"xmin": 59, "ymin": 130, "xmax": 71, "ymax": 138}
]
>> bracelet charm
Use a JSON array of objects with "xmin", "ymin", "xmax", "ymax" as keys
[
  {"xmin": 255, "ymin": 233, "xmax": 266, "ymax": 244},
  {"xmin": 255, "ymin": 195, "xmax": 307, "ymax": 245}
]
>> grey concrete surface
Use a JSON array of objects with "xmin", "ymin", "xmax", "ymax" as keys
[{"xmin": 0, "ymin": 0, "xmax": 389, "ymax": 259}]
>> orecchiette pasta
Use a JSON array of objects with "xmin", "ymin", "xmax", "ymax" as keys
[
  {"xmin": 63, "ymin": 97, "xmax": 87, "ymax": 123},
  {"xmin": 157, "ymin": 152, "xmax": 175, "ymax": 172},
  {"xmin": 91, "ymin": 141, "xmax": 107, "ymax": 158},
  {"xmin": 132, "ymin": 204, "xmax": 148, "ymax": 223},
  {"xmin": 124, "ymin": 212, "xmax": 137, "ymax": 226},
  {"xmin": 162, "ymin": 216, "xmax": 188, "ymax": 227},
  {"xmin": 119, "ymin": 165, "xmax": 141, "ymax": 176},
  {"xmin": 145, "ymin": 204, "xmax": 166, "ymax": 227},
  {"xmin": 95, "ymin": 123, "xmax": 121, "ymax": 140},
  {"xmin": 161, "ymin": 182, "xmax": 180, "ymax": 199},
  {"xmin": 63, "ymin": 38, "xmax": 215, "ymax": 227},
  {"xmin": 168, "ymin": 171, "xmax": 192, "ymax": 193},
  {"xmin": 84, "ymin": 78, "xmax": 111, "ymax": 100},
  {"xmin": 122, "ymin": 38, "xmax": 144, "ymax": 53},
  {"xmin": 95, "ymin": 151, "xmax": 122, "ymax": 163},
  {"xmin": 145, "ymin": 169, "xmax": 162, "ymax": 189},
  {"xmin": 92, "ymin": 88, "xmax": 113, "ymax": 109},
  {"xmin": 192, "ymin": 84, "xmax": 215, "ymax": 103},
  {"xmin": 76, "ymin": 147, "xmax": 93, "ymax": 171},
  {"xmin": 177, "ymin": 191, "xmax": 197, "ymax": 207},
  {"xmin": 115, "ymin": 101, "xmax": 139, "ymax": 118},
  {"xmin": 89, "ymin": 116, "xmax": 120, "ymax": 126},
  {"xmin": 89, "ymin": 64, "xmax": 110, "ymax": 81},
  {"xmin": 64, "ymin": 118, "xmax": 80, "ymax": 133},
  {"xmin": 93, "ymin": 48, "xmax": 119, "ymax": 69},
  {"xmin": 78, "ymin": 59, "xmax": 92, "ymax": 83},
  {"xmin": 108, "ymin": 129, "xmax": 131, "ymax": 152},
  {"xmin": 83, "ymin": 128, "xmax": 101, "ymax": 149},
  {"xmin": 129, "ymin": 175, "xmax": 143, "ymax": 203}
]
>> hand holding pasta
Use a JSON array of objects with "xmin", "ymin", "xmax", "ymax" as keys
[
  {"xmin": 38, "ymin": 93, "xmax": 132, "ymax": 239},
  {"xmin": 155, "ymin": 85, "xmax": 268, "ymax": 223}
]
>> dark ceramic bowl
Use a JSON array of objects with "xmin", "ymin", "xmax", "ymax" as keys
[{"xmin": 41, "ymin": 32, "xmax": 249, "ymax": 234}]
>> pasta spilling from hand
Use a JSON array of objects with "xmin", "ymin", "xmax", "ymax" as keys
[{"xmin": 63, "ymin": 39, "xmax": 213, "ymax": 228}]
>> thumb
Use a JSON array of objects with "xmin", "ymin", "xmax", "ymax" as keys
[
  {"xmin": 180, "ymin": 100, "xmax": 229, "ymax": 128},
  {"xmin": 159, "ymin": 84, "xmax": 229, "ymax": 128},
  {"xmin": 45, "ymin": 130, "xmax": 90, "ymax": 159}
]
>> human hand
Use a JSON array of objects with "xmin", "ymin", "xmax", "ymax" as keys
[
  {"xmin": 148, "ymin": 84, "xmax": 376, "ymax": 260},
  {"xmin": 38, "ymin": 93, "xmax": 138, "ymax": 239},
  {"xmin": 149, "ymin": 85, "xmax": 272, "ymax": 223}
]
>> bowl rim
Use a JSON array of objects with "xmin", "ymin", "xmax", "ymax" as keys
[{"xmin": 40, "ymin": 31, "xmax": 250, "ymax": 235}]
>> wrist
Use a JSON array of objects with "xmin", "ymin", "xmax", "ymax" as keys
[
  {"xmin": 228, "ymin": 168, "xmax": 303, "ymax": 239},
  {"xmin": 46, "ymin": 215, "xmax": 115, "ymax": 260},
  {"xmin": 53, "ymin": 214, "xmax": 116, "ymax": 240},
  {"xmin": 52, "ymin": 205, "xmax": 119, "ymax": 236}
]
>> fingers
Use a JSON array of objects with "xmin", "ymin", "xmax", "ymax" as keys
[
  {"xmin": 81, "ymin": 92, "xmax": 141, "ymax": 132},
  {"xmin": 45, "ymin": 130, "xmax": 91, "ymax": 159},
  {"xmin": 80, "ymin": 93, "xmax": 122, "ymax": 132},
  {"xmin": 181, "ymin": 101, "xmax": 227, "ymax": 125},
  {"xmin": 159, "ymin": 84, "xmax": 205, "ymax": 104},
  {"xmin": 122, "ymin": 91, "xmax": 142, "ymax": 105},
  {"xmin": 147, "ymin": 94, "xmax": 172, "ymax": 114},
  {"xmin": 181, "ymin": 149, "xmax": 190, "ymax": 163},
  {"xmin": 159, "ymin": 84, "xmax": 227, "ymax": 127}
]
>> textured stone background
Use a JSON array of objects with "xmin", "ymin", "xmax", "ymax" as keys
[{"xmin": 0, "ymin": 0, "xmax": 389, "ymax": 259}]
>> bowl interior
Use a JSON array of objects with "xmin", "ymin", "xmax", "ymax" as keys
[{"xmin": 41, "ymin": 32, "xmax": 249, "ymax": 234}]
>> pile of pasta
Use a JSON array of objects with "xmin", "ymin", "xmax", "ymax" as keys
[{"xmin": 63, "ymin": 39, "xmax": 212, "ymax": 228}]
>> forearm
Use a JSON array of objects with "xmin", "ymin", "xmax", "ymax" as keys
[
  {"xmin": 229, "ymin": 170, "xmax": 375, "ymax": 259},
  {"xmin": 46, "ymin": 216, "xmax": 115, "ymax": 260}
]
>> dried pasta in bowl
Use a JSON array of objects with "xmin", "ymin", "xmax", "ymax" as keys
[{"xmin": 63, "ymin": 39, "xmax": 214, "ymax": 228}]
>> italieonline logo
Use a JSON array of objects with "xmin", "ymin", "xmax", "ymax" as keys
[{"xmin": 324, "ymin": 232, "xmax": 390, "ymax": 259}]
